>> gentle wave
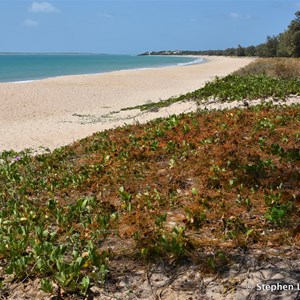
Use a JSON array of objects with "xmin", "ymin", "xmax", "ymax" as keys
[
  {"xmin": 177, "ymin": 58, "xmax": 205, "ymax": 66},
  {"xmin": 12, "ymin": 80, "xmax": 34, "ymax": 84}
]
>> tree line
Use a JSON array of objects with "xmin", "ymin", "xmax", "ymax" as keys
[{"xmin": 140, "ymin": 11, "xmax": 300, "ymax": 58}]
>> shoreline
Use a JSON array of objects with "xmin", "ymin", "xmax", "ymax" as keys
[
  {"xmin": 11, "ymin": 58, "xmax": 206, "ymax": 84},
  {"xmin": 1, "ymin": 55, "xmax": 202, "ymax": 84},
  {"xmin": 0, "ymin": 56, "xmax": 254, "ymax": 153}
]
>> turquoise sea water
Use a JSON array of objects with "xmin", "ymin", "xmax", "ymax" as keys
[{"xmin": 0, "ymin": 54, "xmax": 203, "ymax": 83}]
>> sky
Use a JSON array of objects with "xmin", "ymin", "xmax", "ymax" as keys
[{"xmin": 0, "ymin": 0, "xmax": 300, "ymax": 54}]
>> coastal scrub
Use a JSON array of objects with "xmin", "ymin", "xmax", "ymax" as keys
[{"xmin": 0, "ymin": 103, "xmax": 299, "ymax": 298}]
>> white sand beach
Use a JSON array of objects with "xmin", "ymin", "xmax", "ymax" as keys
[{"xmin": 0, "ymin": 56, "xmax": 255, "ymax": 152}]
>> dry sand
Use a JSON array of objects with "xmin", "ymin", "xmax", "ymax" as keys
[
  {"xmin": 0, "ymin": 56, "xmax": 255, "ymax": 152},
  {"xmin": 6, "ymin": 246, "xmax": 300, "ymax": 299}
]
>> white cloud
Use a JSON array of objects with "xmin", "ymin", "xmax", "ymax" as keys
[
  {"xmin": 230, "ymin": 12, "xmax": 241, "ymax": 20},
  {"xmin": 29, "ymin": 2, "xmax": 59, "ymax": 13},
  {"xmin": 98, "ymin": 13, "xmax": 112, "ymax": 18},
  {"xmin": 230, "ymin": 12, "xmax": 252, "ymax": 21},
  {"xmin": 24, "ymin": 19, "xmax": 39, "ymax": 27}
]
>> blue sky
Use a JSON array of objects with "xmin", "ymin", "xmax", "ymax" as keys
[{"xmin": 1, "ymin": 0, "xmax": 300, "ymax": 54}]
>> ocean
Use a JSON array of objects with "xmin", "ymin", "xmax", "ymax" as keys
[{"xmin": 0, "ymin": 54, "xmax": 204, "ymax": 83}]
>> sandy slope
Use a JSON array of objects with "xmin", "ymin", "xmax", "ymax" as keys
[{"xmin": 0, "ymin": 56, "xmax": 254, "ymax": 152}]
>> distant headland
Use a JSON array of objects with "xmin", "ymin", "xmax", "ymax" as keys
[{"xmin": 140, "ymin": 11, "xmax": 300, "ymax": 58}]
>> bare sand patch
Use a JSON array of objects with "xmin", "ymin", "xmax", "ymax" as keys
[{"xmin": 0, "ymin": 56, "xmax": 254, "ymax": 152}]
